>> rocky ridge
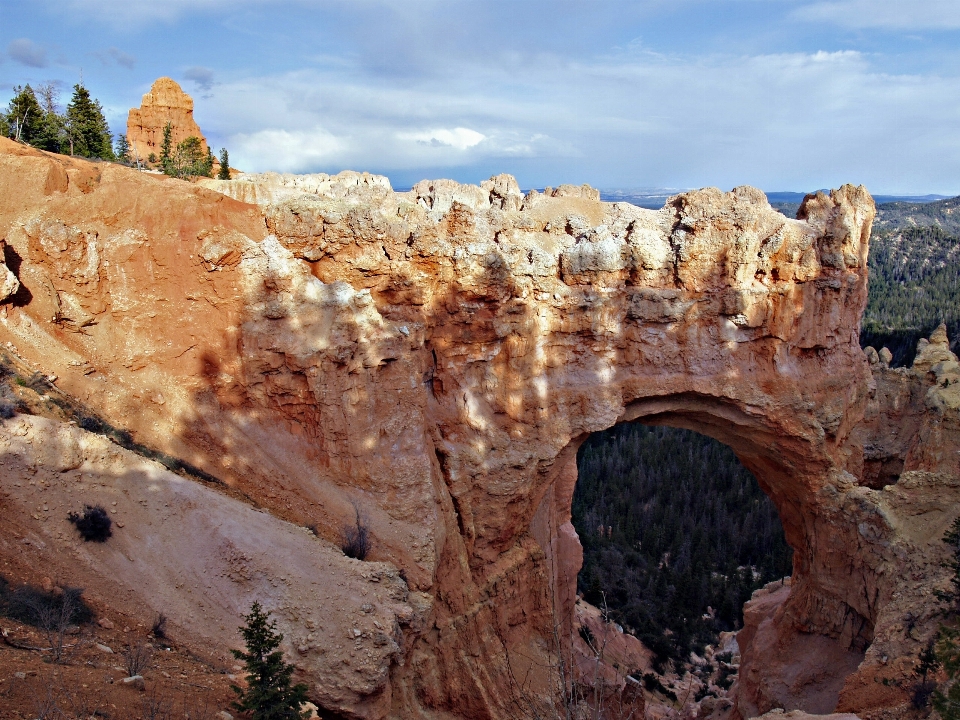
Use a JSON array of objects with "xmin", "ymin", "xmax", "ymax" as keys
[{"xmin": 1, "ymin": 137, "xmax": 960, "ymax": 719}]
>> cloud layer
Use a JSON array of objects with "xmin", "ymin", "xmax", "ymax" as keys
[
  {"xmin": 793, "ymin": 0, "xmax": 960, "ymax": 29},
  {"xmin": 5, "ymin": 0, "xmax": 960, "ymax": 194},
  {"xmin": 200, "ymin": 44, "xmax": 960, "ymax": 194}
]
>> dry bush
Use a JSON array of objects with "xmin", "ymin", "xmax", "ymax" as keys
[
  {"xmin": 151, "ymin": 611, "xmax": 168, "ymax": 639},
  {"xmin": 125, "ymin": 641, "xmax": 154, "ymax": 676},
  {"xmin": 6, "ymin": 585, "xmax": 91, "ymax": 663},
  {"xmin": 341, "ymin": 503, "xmax": 371, "ymax": 560}
]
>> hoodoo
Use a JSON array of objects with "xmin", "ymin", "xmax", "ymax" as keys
[
  {"xmin": 125, "ymin": 77, "xmax": 208, "ymax": 163},
  {"xmin": 1, "ymin": 139, "xmax": 959, "ymax": 719}
]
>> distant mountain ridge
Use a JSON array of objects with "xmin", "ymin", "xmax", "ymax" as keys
[
  {"xmin": 599, "ymin": 188, "xmax": 952, "ymax": 212},
  {"xmin": 873, "ymin": 195, "xmax": 960, "ymax": 235},
  {"xmin": 862, "ymin": 195, "xmax": 960, "ymax": 366}
]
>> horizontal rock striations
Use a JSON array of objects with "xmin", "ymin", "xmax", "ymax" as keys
[{"xmin": 1, "ymin": 136, "xmax": 959, "ymax": 720}]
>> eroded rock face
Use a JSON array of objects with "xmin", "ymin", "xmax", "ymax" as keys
[
  {"xmin": 0, "ymin": 239, "xmax": 18, "ymax": 301},
  {"xmin": 126, "ymin": 77, "xmax": 208, "ymax": 163},
  {"xmin": 1, "ymin": 136, "xmax": 959, "ymax": 720}
]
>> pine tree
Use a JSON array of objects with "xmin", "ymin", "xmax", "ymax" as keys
[
  {"xmin": 218, "ymin": 147, "xmax": 231, "ymax": 180},
  {"xmin": 166, "ymin": 136, "xmax": 211, "ymax": 179},
  {"xmin": 159, "ymin": 122, "xmax": 173, "ymax": 171},
  {"xmin": 204, "ymin": 145, "xmax": 215, "ymax": 178},
  {"xmin": 65, "ymin": 84, "xmax": 114, "ymax": 159},
  {"xmin": 114, "ymin": 134, "xmax": 132, "ymax": 164},
  {"xmin": 5, "ymin": 85, "xmax": 44, "ymax": 144},
  {"xmin": 33, "ymin": 83, "xmax": 67, "ymax": 154},
  {"xmin": 231, "ymin": 602, "xmax": 309, "ymax": 720}
]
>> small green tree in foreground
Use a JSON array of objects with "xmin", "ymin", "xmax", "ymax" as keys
[{"xmin": 231, "ymin": 601, "xmax": 310, "ymax": 720}]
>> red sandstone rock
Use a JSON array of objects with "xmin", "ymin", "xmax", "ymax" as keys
[
  {"xmin": 126, "ymin": 77, "xmax": 208, "ymax": 164},
  {"xmin": 1, "ymin": 137, "xmax": 959, "ymax": 720}
]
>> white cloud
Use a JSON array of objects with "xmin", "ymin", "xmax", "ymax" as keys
[
  {"xmin": 230, "ymin": 127, "xmax": 346, "ymax": 174},
  {"xmin": 401, "ymin": 127, "xmax": 485, "ymax": 150},
  {"xmin": 189, "ymin": 39, "xmax": 960, "ymax": 193},
  {"xmin": 793, "ymin": 0, "xmax": 960, "ymax": 29}
]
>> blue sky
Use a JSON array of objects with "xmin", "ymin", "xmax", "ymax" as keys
[{"xmin": 2, "ymin": 0, "xmax": 960, "ymax": 195}]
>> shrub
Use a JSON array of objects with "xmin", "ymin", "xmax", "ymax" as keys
[
  {"xmin": 125, "ymin": 641, "xmax": 154, "ymax": 676},
  {"xmin": 1, "ymin": 583, "xmax": 93, "ymax": 627},
  {"xmin": 340, "ymin": 504, "xmax": 371, "ymax": 560},
  {"xmin": 642, "ymin": 673, "xmax": 677, "ymax": 701},
  {"xmin": 0, "ymin": 397, "xmax": 15, "ymax": 419},
  {"xmin": 67, "ymin": 504, "xmax": 112, "ymax": 542},
  {"xmin": 151, "ymin": 612, "xmax": 168, "ymax": 639},
  {"xmin": 1, "ymin": 584, "xmax": 93, "ymax": 662}
]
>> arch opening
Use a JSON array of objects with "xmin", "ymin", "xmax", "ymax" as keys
[
  {"xmin": 572, "ymin": 422, "xmax": 793, "ymax": 676},
  {"xmin": 530, "ymin": 394, "xmax": 876, "ymax": 718}
]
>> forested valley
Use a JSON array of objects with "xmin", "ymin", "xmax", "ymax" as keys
[
  {"xmin": 573, "ymin": 424, "xmax": 792, "ymax": 670},
  {"xmin": 861, "ymin": 198, "xmax": 960, "ymax": 365},
  {"xmin": 573, "ymin": 193, "xmax": 960, "ymax": 673}
]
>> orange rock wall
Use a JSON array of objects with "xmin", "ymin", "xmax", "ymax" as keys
[
  {"xmin": 126, "ymin": 77, "xmax": 208, "ymax": 163},
  {"xmin": 2, "ymin": 138, "xmax": 959, "ymax": 719}
]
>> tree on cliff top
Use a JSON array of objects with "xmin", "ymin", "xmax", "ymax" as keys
[
  {"xmin": 5, "ymin": 85, "xmax": 43, "ymax": 144},
  {"xmin": 218, "ymin": 147, "xmax": 231, "ymax": 180},
  {"xmin": 65, "ymin": 84, "xmax": 114, "ymax": 159},
  {"xmin": 231, "ymin": 602, "xmax": 309, "ymax": 720},
  {"xmin": 164, "ymin": 135, "xmax": 213, "ymax": 179}
]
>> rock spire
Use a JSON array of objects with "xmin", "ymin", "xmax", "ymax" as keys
[{"xmin": 126, "ymin": 77, "xmax": 208, "ymax": 163}]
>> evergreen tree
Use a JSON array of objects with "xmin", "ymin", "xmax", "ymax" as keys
[
  {"xmin": 159, "ymin": 122, "xmax": 173, "ymax": 171},
  {"xmin": 31, "ymin": 82, "xmax": 66, "ymax": 153},
  {"xmin": 218, "ymin": 147, "xmax": 231, "ymax": 180},
  {"xmin": 165, "ymin": 136, "xmax": 212, "ymax": 178},
  {"xmin": 231, "ymin": 602, "xmax": 309, "ymax": 720},
  {"xmin": 65, "ymin": 84, "xmax": 114, "ymax": 159},
  {"xmin": 5, "ymin": 85, "xmax": 44, "ymax": 144},
  {"xmin": 572, "ymin": 423, "xmax": 793, "ymax": 669},
  {"xmin": 114, "ymin": 133, "xmax": 132, "ymax": 164}
]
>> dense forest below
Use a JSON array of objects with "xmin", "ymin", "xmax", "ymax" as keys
[
  {"xmin": 572, "ymin": 424, "xmax": 792, "ymax": 670},
  {"xmin": 861, "ymin": 204, "xmax": 960, "ymax": 365},
  {"xmin": 573, "ymin": 194, "xmax": 960, "ymax": 673}
]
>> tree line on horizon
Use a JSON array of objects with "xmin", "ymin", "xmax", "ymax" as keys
[{"xmin": 3, "ymin": 82, "xmax": 231, "ymax": 181}]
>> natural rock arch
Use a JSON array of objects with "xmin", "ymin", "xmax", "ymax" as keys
[{"xmin": 3, "ymin": 140, "xmax": 960, "ymax": 719}]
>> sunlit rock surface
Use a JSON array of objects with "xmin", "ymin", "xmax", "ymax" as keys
[{"xmin": 126, "ymin": 77, "xmax": 209, "ymax": 164}]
